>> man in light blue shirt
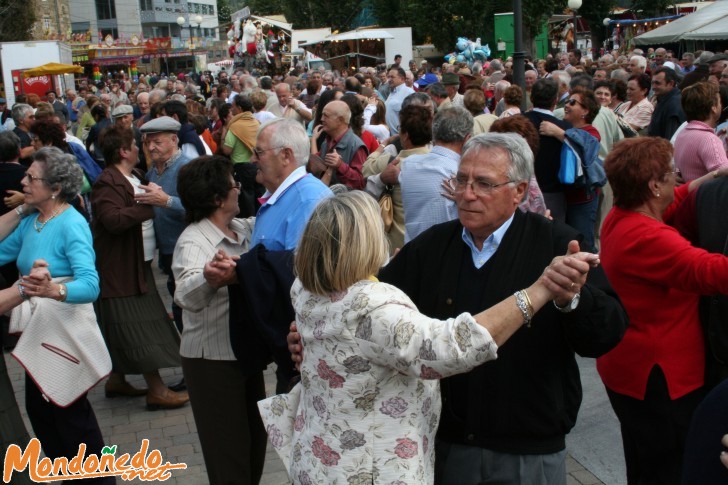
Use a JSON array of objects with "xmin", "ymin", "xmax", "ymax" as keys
[
  {"xmin": 384, "ymin": 67, "xmax": 415, "ymax": 135},
  {"xmin": 250, "ymin": 119, "xmax": 332, "ymax": 250},
  {"xmin": 400, "ymin": 105, "xmax": 473, "ymax": 242}
]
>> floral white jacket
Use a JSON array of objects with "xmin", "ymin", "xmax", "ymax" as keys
[{"xmin": 258, "ymin": 278, "xmax": 498, "ymax": 484}]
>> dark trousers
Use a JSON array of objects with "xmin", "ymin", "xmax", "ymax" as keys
[
  {"xmin": 159, "ymin": 253, "xmax": 183, "ymax": 333},
  {"xmin": 182, "ymin": 357, "xmax": 266, "ymax": 485},
  {"xmin": 25, "ymin": 374, "xmax": 114, "ymax": 484},
  {"xmin": 607, "ymin": 365, "xmax": 704, "ymax": 485}
]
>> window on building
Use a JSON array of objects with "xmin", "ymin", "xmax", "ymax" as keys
[
  {"xmin": 100, "ymin": 28, "xmax": 119, "ymax": 38},
  {"xmin": 139, "ymin": 0, "xmax": 152, "ymax": 10},
  {"xmin": 43, "ymin": 17, "xmax": 51, "ymax": 30},
  {"xmin": 95, "ymin": 0, "xmax": 116, "ymax": 19}
]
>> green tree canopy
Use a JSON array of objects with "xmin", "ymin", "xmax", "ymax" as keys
[{"xmin": 0, "ymin": 0, "xmax": 36, "ymax": 41}]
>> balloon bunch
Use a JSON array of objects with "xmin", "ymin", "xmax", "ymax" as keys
[{"xmin": 92, "ymin": 65, "xmax": 102, "ymax": 82}]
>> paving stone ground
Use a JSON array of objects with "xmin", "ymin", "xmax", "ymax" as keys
[{"xmin": 2, "ymin": 264, "xmax": 604, "ymax": 484}]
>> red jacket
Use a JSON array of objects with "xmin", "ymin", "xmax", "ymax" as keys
[{"xmin": 598, "ymin": 184, "xmax": 728, "ymax": 399}]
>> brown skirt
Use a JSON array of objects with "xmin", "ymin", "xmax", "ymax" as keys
[{"xmin": 97, "ymin": 263, "xmax": 181, "ymax": 374}]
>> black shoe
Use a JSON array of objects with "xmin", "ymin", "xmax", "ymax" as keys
[{"xmin": 168, "ymin": 378, "xmax": 186, "ymax": 392}]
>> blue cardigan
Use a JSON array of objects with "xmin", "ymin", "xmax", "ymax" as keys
[{"xmin": 0, "ymin": 208, "xmax": 99, "ymax": 303}]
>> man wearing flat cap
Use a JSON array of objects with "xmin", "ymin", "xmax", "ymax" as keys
[
  {"xmin": 113, "ymin": 105, "xmax": 145, "ymax": 169},
  {"xmin": 442, "ymin": 72, "xmax": 464, "ymax": 107},
  {"xmin": 137, "ymin": 116, "xmax": 193, "ymax": 337}
]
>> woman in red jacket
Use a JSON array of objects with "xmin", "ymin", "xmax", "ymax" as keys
[{"xmin": 598, "ymin": 137, "xmax": 728, "ymax": 484}]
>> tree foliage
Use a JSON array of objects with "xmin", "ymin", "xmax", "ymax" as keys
[
  {"xmin": 629, "ymin": 0, "xmax": 673, "ymax": 17},
  {"xmin": 245, "ymin": 0, "xmax": 362, "ymax": 31},
  {"xmin": 372, "ymin": 0, "xmax": 493, "ymax": 51},
  {"xmin": 217, "ymin": 0, "xmax": 231, "ymax": 23},
  {"xmin": 0, "ymin": 0, "xmax": 36, "ymax": 41}
]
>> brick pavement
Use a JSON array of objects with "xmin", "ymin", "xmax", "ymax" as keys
[{"xmin": 1, "ymin": 264, "xmax": 605, "ymax": 485}]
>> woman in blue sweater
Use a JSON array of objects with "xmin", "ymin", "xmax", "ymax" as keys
[{"xmin": 0, "ymin": 147, "xmax": 113, "ymax": 484}]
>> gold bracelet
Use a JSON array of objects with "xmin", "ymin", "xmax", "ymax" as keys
[{"xmin": 522, "ymin": 289, "xmax": 534, "ymax": 318}]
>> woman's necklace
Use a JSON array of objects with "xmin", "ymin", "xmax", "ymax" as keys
[
  {"xmin": 635, "ymin": 210, "xmax": 660, "ymax": 222},
  {"xmin": 34, "ymin": 204, "xmax": 67, "ymax": 233}
]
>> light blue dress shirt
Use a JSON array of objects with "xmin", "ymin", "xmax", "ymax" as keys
[
  {"xmin": 461, "ymin": 214, "xmax": 514, "ymax": 269},
  {"xmin": 399, "ymin": 145, "xmax": 460, "ymax": 243}
]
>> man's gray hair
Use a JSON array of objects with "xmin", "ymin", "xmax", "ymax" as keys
[
  {"xmin": 241, "ymin": 75, "xmax": 258, "ymax": 90},
  {"xmin": 610, "ymin": 68, "xmax": 629, "ymax": 83},
  {"xmin": 551, "ymin": 71, "xmax": 571, "ymax": 89},
  {"xmin": 427, "ymin": 82, "xmax": 447, "ymax": 98},
  {"xmin": 402, "ymin": 92, "xmax": 434, "ymax": 111},
  {"xmin": 149, "ymin": 89, "xmax": 167, "ymax": 105},
  {"xmin": 432, "ymin": 105, "xmax": 473, "ymax": 143},
  {"xmin": 600, "ymin": 54, "xmax": 614, "ymax": 64},
  {"xmin": 630, "ymin": 55, "xmax": 647, "ymax": 69},
  {"xmin": 489, "ymin": 59, "xmax": 503, "ymax": 72},
  {"xmin": 32, "ymin": 147, "xmax": 84, "ymax": 201},
  {"xmin": 494, "ymin": 80, "xmax": 511, "ymax": 94},
  {"xmin": 570, "ymin": 73, "xmax": 593, "ymax": 90},
  {"xmin": 11, "ymin": 103, "xmax": 33, "ymax": 125},
  {"xmin": 698, "ymin": 51, "xmax": 715, "ymax": 64},
  {"xmin": 259, "ymin": 118, "xmax": 310, "ymax": 167},
  {"xmin": 461, "ymin": 133, "xmax": 534, "ymax": 185}
]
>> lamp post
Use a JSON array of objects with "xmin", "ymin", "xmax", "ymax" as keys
[
  {"xmin": 513, "ymin": 0, "xmax": 526, "ymax": 111},
  {"xmin": 603, "ymin": 17, "xmax": 611, "ymax": 54},
  {"xmin": 176, "ymin": 14, "xmax": 203, "ymax": 72},
  {"xmin": 177, "ymin": 15, "xmax": 202, "ymax": 49},
  {"xmin": 568, "ymin": 0, "xmax": 582, "ymax": 52}
]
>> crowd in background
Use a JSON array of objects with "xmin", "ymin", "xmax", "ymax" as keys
[{"xmin": 2, "ymin": 43, "xmax": 728, "ymax": 484}]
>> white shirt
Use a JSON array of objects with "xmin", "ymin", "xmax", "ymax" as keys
[
  {"xmin": 124, "ymin": 174, "xmax": 156, "ymax": 260},
  {"xmin": 173, "ymin": 217, "xmax": 255, "ymax": 360},
  {"xmin": 385, "ymin": 84, "xmax": 415, "ymax": 134}
]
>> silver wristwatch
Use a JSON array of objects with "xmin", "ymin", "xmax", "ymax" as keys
[{"xmin": 554, "ymin": 292, "xmax": 580, "ymax": 313}]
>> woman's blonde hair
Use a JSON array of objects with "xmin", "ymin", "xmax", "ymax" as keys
[{"xmin": 295, "ymin": 191, "xmax": 388, "ymax": 295}]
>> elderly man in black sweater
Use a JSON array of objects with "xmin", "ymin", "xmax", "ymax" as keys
[{"xmin": 289, "ymin": 132, "xmax": 627, "ymax": 485}]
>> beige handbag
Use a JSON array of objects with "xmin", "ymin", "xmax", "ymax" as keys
[{"xmin": 379, "ymin": 185, "xmax": 394, "ymax": 233}]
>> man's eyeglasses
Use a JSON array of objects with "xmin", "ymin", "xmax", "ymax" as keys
[
  {"xmin": 252, "ymin": 146, "xmax": 284, "ymax": 158},
  {"xmin": 24, "ymin": 172, "xmax": 47, "ymax": 183},
  {"xmin": 230, "ymin": 181, "xmax": 242, "ymax": 191},
  {"xmin": 448, "ymin": 176, "xmax": 514, "ymax": 197}
]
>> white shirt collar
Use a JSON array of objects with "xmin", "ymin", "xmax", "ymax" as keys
[
  {"xmin": 263, "ymin": 166, "xmax": 308, "ymax": 206},
  {"xmin": 532, "ymin": 107, "xmax": 554, "ymax": 116}
]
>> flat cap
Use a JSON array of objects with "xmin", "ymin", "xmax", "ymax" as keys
[
  {"xmin": 140, "ymin": 116, "xmax": 181, "ymax": 134},
  {"xmin": 441, "ymin": 72, "xmax": 461, "ymax": 85},
  {"xmin": 708, "ymin": 53, "xmax": 728, "ymax": 64},
  {"xmin": 112, "ymin": 105, "xmax": 133, "ymax": 117}
]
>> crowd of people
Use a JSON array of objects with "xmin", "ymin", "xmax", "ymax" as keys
[{"xmin": 1, "ymin": 43, "xmax": 728, "ymax": 484}]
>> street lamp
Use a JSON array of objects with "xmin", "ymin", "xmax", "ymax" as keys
[
  {"xmin": 513, "ymin": 0, "xmax": 526, "ymax": 110},
  {"xmin": 568, "ymin": 0, "xmax": 582, "ymax": 51},
  {"xmin": 177, "ymin": 15, "xmax": 203, "ymax": 49},
  {"xmin": 603, "ymin": 18, "xmax": 611, "ymax": 53}
]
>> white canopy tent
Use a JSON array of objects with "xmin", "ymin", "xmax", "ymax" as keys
[
  {"xmin": 634, "ymin": 0, "xmax": 728, "ymax": 45},
  {"xmin": 250, "ymin": 15, "xmax": 293, "ymax": 34},
  {"xmin": 300, "ymin": 28, "xmax": 395, "ymax": 68}
]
